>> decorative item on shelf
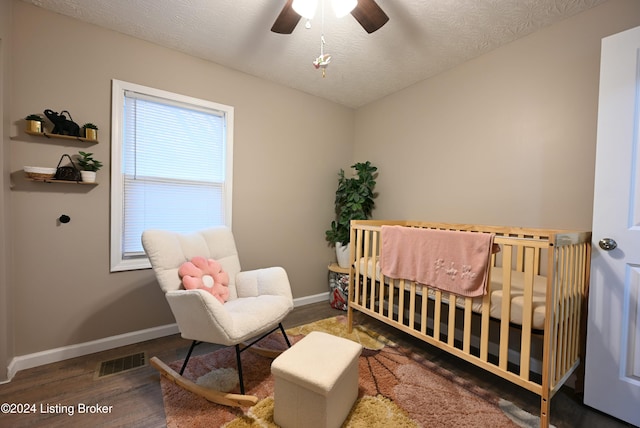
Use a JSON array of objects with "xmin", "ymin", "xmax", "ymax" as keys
[
  {"xmin": 325, "ymin": 161, "xmax": 378, "ymax": 268},
  {"xmin": 54, "ymin": 154, "xmax": 82, "ymax": 182},
  {"xmin": 23, "ymin": 166, "xmax": 56, "ymax": 181},
  {"xmin": 76, "ymin": 151, "xmax": 102, "ymax": 183},
  {"xmin": 82, "ymin": 123, "xmax": 98, "ymax": 140},
  {"xmin": 25, "ymin": 114, "xmax": 45, "ymax": 133},
  {"xmin": 44, "ymin": 109, "xmax": 80, "ymax": 137}
]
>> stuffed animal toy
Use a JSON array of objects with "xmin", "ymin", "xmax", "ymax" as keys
[{"xmin": 178, "ymin": 256, "xmax": 230, "ymax": 304}]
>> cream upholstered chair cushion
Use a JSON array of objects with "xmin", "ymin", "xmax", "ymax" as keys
[{"xmin": 142, "ymin": 227, "xmax": 294, "ymax": 346}]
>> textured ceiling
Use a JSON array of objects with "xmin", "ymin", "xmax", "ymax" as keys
[{"xmin": 23, "ymin": 0, "xmax": 607, "ymax": 108}]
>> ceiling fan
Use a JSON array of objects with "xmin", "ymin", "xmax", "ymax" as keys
[{"xmin": 271, "ymin": 0, "xmax": 389, "ymax": 34}]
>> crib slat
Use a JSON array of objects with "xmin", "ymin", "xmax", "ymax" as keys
[
  {"xmin": 354, "ymin": 228, "xmax": 363, "ymax": 307},
  {"xmin": 480, "ymin": 286, "xmax": 491, "ymax": 362},
  {"xmin": 362, "ymin": 232, "xmax": 370, "ymax": 312},
  {"xmin": 362, "ymin": 276, "xmax": 369, "ymax": 310},
  {"xmin": 398, "ymin": 279, "xmax": 406, "ymax": 325},
  {"xmin": 378, "ymin": 281, "xmax": 385, "ymax": 316},
  {"xmin": 499, "ymin": 245, "xmax": 513, "ymax": 370},
  {"xmin": 388, "ymin": 278, "xmax": 395, "ymax": 322},
  {"xmin": 569, "ymin": 245, "xmax": 580, "ymax": 373},
  {"xmin": 448, "ymin": 293, "xmax": 456, "ymax": 347},
  {"xmin": 362, "ymin": 230, "xmax": 369, "ymax": 309},
  {"xmin": 572, "ymin": 244, "xmax": 587, "ymax": 366},
  {"xmin": 570, "ymin": 244, "xmax": 583, "ymax": 373},
  {"xmin": 434, "ymin": 290, "xmax": 442, "ymax": 340},
  {"xmin": 571, "ymin": 245, "xmax": 585, "ymax": 360},
  {"xmin": 577, "ymin": 243, "xmax": 591, "ymax": 383},
  {"xmin": 541, "ymin": 236, "xmax": 557, "ymax": 426},
  {"xmin": 463, "ymin": 298, "xmax": 472, "ymax": 353},
  {"xmin": 374, "ymin": 228, "xmax": 383, "ymax": 315},
  {"xmin": 409, "ymin": 281, "xmax": 417, "ymax": 329},
  {"xmin": 369, "ymin": 231, "xmax": 377, "ymax": 311},
  {"xmin": 559, "ymin": 245, "xmax": 573, "ymax": 381},
  {"xmin": 560, "ymin": 246, "xmax": 570, "ymax": 380},
  {"xmin": 519, "ymin": 247, "xmax": 535, "ymax": 381},
  {"xmin": 421, "ymin": 284, "xmax": 428, "ymax": 335},
  {"xmin": 568, "ymin": 246, "xmax": 581, "ymax": 367},
  {"xmin": 553, "ymin": 246, "xmax": 564, "ymax": 385}
]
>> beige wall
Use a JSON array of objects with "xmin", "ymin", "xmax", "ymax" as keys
[
  {"xmin": 7, "ymin": 1, "xmax": 352, "ymax": 358},
  {"xmin": 1, "ymin": 0, "xmax": 14, "ymax": 381},
  {"xmin": 354, "ymin": 0, "xmax": 640, "ymax": 232}
]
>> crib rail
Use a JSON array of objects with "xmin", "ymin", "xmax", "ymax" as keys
[{"xmin": 346, "ymin": 220, "xmax": 591, "ymax": 428}]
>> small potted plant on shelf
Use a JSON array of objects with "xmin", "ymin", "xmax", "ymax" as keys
[
  {"xmin": 82, "ymin": 123, "xmax": 98, "ymax": 140},
  {"xmin": 76, "ymin": 151, "xmax": 103, "ymax": 183},
  {"xmin": 325, "ymin": 161, "xmax": 378, "ymax": 268},
  {"xmin": 25, "ymin": 114, "xmax": 45, "ymax": 133}
]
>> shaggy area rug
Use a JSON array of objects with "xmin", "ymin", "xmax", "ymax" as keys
[{"xmin": 159, "ymin": 316, "xmax": 545, "ymax": 427}]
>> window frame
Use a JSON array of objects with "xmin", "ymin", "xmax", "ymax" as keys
[{"xmin": 110, "ymin": 79, "xmax": 234, "ymax": 272}]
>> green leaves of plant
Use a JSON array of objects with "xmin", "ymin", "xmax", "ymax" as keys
[
  {"xmin": 77, "ymin": 151, "xmax": 103, "ymax": 172},
  {"xmin": 326, "ymin": 161, "xmax": 378, "ymax": 246}
]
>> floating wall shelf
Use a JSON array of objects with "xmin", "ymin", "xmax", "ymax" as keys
[
  {"xmin": 25, "ymin": 130, "xmax": 99, "ymax": 144},
  {"xmin": 25, "ymin": 177, "xmax": 98, "ymax": 185}
]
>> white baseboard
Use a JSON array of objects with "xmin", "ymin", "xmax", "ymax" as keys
[
  {"xmin": 2, "ymin": 293, "xmax": 330, "ymax": 383},
  {"xmin": 3, "ymin": 323, "xmax": 179, "ymax": 384},
  {"xmin": 293, "ymin": 291, "xmax": 329, "ymax": 307}
]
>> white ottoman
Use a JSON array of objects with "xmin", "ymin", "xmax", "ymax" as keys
[{"xmin": 271, "ymin": 331, "xmax": 362, "ymax": 428}]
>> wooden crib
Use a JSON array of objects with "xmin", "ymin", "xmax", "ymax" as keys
[{"xmin": 346, "ymin": 220, "xmax": 591, "ymax": 427}]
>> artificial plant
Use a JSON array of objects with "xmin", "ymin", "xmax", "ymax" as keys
[
  {"xmin": 325, "ymin": 161, "xmax": 378, "ymax": 246},
  {"xmin": 77, "ymin": 151, "xmax": 103, "ymax": 172}
]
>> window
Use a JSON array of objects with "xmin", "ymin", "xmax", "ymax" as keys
[{"xmin": 110, "ymin": 80, "xmax": 233, "ymax": 272}]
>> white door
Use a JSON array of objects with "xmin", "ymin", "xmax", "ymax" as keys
[{"xmin": 584, "ymin": 25, "xmax": 640, "ymax": 426}]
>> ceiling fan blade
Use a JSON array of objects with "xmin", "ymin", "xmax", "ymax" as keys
[
  {"xmin": 351, "ymin": 0, "xmax": 389, "ymax": 33},
  {"xmin": 271, "ymin": 0, "xmax": 302, "ymax": 34}
]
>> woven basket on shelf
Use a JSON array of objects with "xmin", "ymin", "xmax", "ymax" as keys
[
  {"xmin": 24, "ymin": 166, "xmax": 57, "ymax": 180},
  {"xmin": 25, "ymin": 172, "xmax": 55, "ymax": 180}
]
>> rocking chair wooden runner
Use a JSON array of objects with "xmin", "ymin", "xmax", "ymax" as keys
[{"xmin": 142, "ymin": 227, "xmax": 294, "ymax": 407}]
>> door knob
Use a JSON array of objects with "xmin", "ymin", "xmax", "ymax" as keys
[{"xmin": 598, "ymin": 238, "xmax": 617, "ymax": 251}]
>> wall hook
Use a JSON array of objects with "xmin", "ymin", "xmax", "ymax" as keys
[{"xmin": 59, "ymin": 214, "xmax": 71, "ymax": 224}]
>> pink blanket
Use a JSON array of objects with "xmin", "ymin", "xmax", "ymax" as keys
[{"xmin": 380, "ymin": 226, "xmax": 495, "ymax": 297}]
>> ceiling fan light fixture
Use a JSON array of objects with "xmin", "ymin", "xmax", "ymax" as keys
[
  {"xmin": 292, "ymin": 0, "xmax": 318, "ymax": 20},
  {"xmin": 332, "ymin": 0, "xmax": 357, "ymax": 18}
]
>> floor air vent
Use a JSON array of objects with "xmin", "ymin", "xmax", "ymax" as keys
[{"xmin": 96, "ymin": 352, "xmax": 148, "ymax": 379}]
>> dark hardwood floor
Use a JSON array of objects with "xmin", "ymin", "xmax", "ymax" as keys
[{"xmin": 0, "ymin": 302, "xmax": 634, "ymax": 427}]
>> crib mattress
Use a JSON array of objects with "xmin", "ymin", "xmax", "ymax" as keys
[{"xmin": 357, "ymin": 259, "xmax": 547, "ymax": 330}]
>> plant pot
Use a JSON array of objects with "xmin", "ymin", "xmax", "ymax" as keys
[
  {"xmin": 335, "ymin": 243, "xmax": 350, "ymax": 269},
  {"xmin": 27, "ymin": 120, "xmax": 42, "ymax": 133},
  {"xmin": 80, "ymin": 171, "xmax": 97, "ymax": 183},
  {"xmin": 84, "ymin": 128, "xmax": 98, "ymax": 140}
]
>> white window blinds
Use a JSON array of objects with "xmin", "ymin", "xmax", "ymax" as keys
[{"xmin": 111, "ymin": 80, "xmax": 233, "ymax": 271}]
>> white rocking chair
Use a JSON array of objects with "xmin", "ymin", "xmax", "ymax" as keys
[{"xmin": 141, "ymin": 226, "xmax": 294, "ymax": 407}]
